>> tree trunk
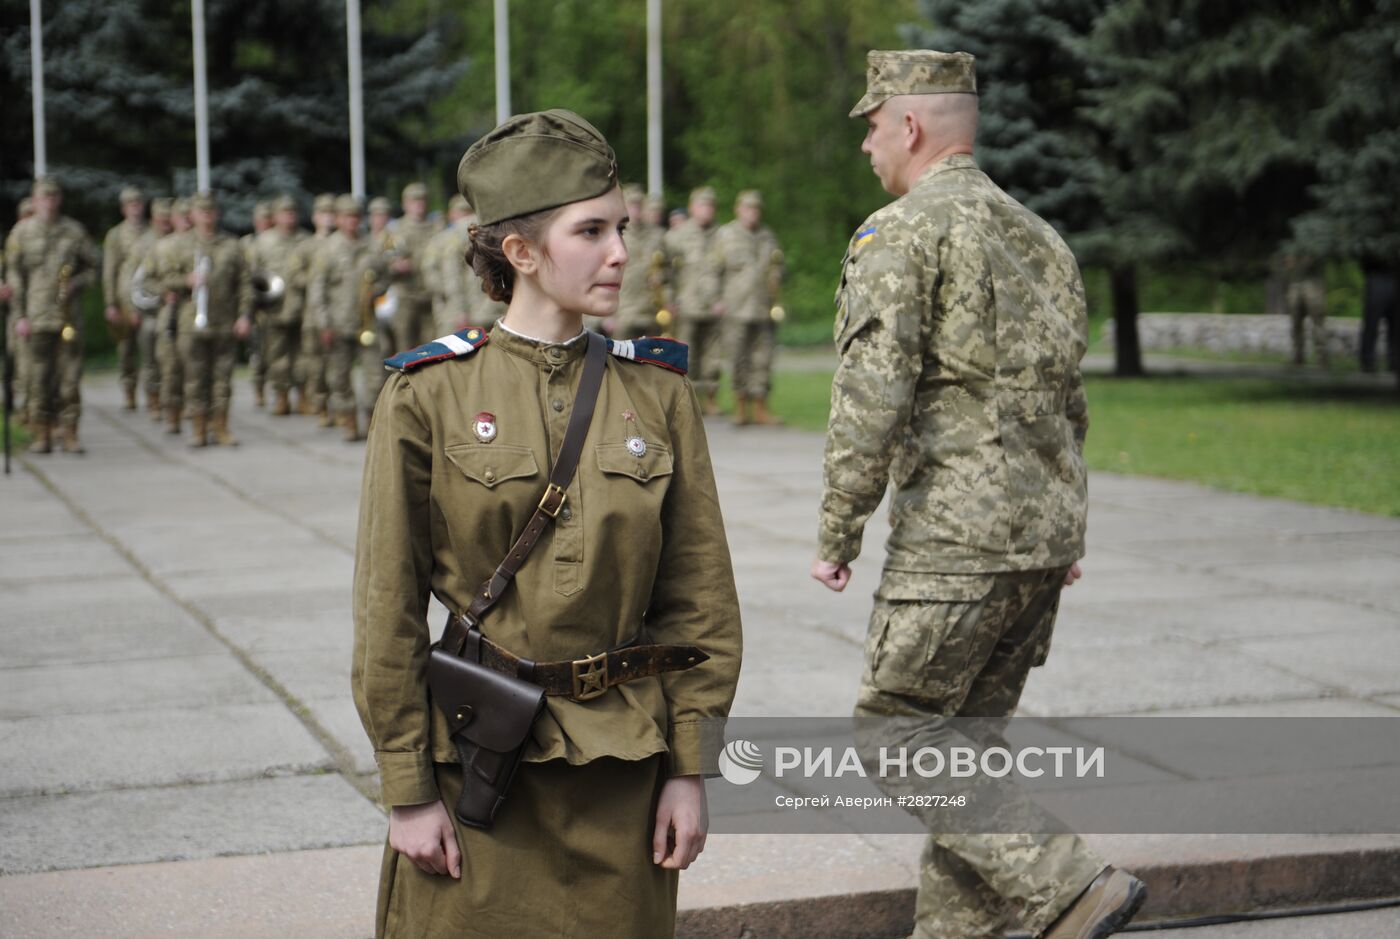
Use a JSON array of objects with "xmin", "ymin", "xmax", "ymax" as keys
[{"xmin": 1110, "ymin": 264, "xmax": 1144, "ymax": 377}]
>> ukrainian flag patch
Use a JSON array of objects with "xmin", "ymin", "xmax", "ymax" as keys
[{"xmin": 855, "ymin": 226, "xmax": 878, "ymax": 247}]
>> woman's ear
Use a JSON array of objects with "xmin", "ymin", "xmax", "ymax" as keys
[{"xmin": 502, "ymin": 232, "xmax": 537, "ymax": 276}]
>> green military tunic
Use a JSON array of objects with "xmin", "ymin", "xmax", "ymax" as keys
[
  {"xmin": 662, "ymin": 219, "xmax": 722, "ymax": 395},
  {"xmin": 711, "ymin": 219, "xmax": 783, "ymax": 398},
  {"xmin": 103, "ymin": 218, "xmax": 146, "ymax": 399}
]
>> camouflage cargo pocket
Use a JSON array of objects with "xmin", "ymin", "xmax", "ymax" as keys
[{"xmin": 866, "ymin": 594, "xmax": 991, "ymax": 700}]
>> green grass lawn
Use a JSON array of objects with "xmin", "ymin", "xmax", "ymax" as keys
[{"xmin": 757, "ymin": 370, "xmax": 1400, "ymax": 517}]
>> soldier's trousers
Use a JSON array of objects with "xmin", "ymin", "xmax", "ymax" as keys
[
  {"xmin": 299, "ymin": 319, "xmax": 328, "ymax": 410},
  {"xmin": 113, "ymin": 320, "xmax": 137, "ymax": 396},
  {"xmin": 392, "ymin": 297, "xmax": 433, "ymax": 352},
  {"xmin": 676, "ymin": 316, "xmax": 723, "ymax": 396},
  {"xmin": 325, "ymin": 334, "xmax": 362, "ymax": 418},
  {"xmin": 157, "ymin": 328, "xmax": 185, "ymax": 414},
  {"xmin": 853, "ymin": 567, "xmax": 1105, "ymax": 939},
  {"xmin": 178, "ymin": 331, "xmax": 236, "ymax": 419},
  {"xmin": 24, "ymin": 329, "xmax": 83, "ymax": 427},
  {"xmin": 363, "ymin": 322, "xmax": 395, "ymax": 414},
  {"xmin": 250, "ymin": 316, "xmax": 268, "ymax": 393},
  {"xmin": 725, "ymin": 319, "xmax": 776, "ymax": 398},
  {"xmin": 1287, "ymin": 281, "xmax": 1328, "ymax": 366},
  {"xmin": 137, "ymin": 314, "xmax": 161, "ymax": 399},
  {"xmin": 264, "ymin": 318, "xmax": 301, "ymax": 394},
  {"xmin": 9, "ymin": 316, "xmax": 31, "ymax": 413}
]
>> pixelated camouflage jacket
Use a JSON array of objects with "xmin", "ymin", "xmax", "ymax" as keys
[
  {"xmin": 712, "ymin": 220, "xmax": 783, "ymax": 324},
  {"xmin": 819, "ymin": 154, "xmax": 1089, "ymax": 577},
  {"xmin": 663, "ymin": 219, "xmax": 721, "ymax": 322},
  {"xmin": 6, "ymin": 216, "xmax": 98, "ymax": 331}
]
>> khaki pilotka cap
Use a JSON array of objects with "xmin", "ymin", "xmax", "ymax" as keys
[
  {"xmin": 849, "ymin": 50, "xmax": 977, "ymax": 117},
  {"xmin": 151, "ymin": 198, "xmax": 173, "ymax": 218},
  {"xmin": 457, "ymin": 109, "xmax": 618, "ymax": 226},
  {"xmin": 313, "ymin": 193, "xmax": 337, "ymax": 214}
]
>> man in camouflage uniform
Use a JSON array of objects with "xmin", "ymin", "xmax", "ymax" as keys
[
  {"xmin": 811, "ymin": 51, "xmax": 1145, "ymax": 939},
  {"xmin": 156, "ymin": 193, "xmax": 252, "ymax": 447},
  {"xmin": 612, "ymin": 185, "xmax": 667, "ymax": 341},
  {"xmin": 439, "ymin": 198, "xmax": 506, "ymax": 335},
  {"xmin": 7, "ymin": 179, "xmax": 99, "ymax": 454},
  {"xmin": 387, "ymin": 182, "xmax": 438, "ymax": 350},
  {"xmin": 663, "ymin": 186, "xmax": 722, "ymax": 412},
  {"xmin": 308, "ymin": 194, "xmax": 387, "ymax": 441},
  {"xmin": 713, "ymin": 189, "xmax": 784, "ymax": 425},
  {"xmin": 124, "ymin": 197, "xmax": 172, "ymax": 419},
  {"xmin": 153, "ymin": 199, "xmax": 192, "ymax": 432},
  {"xmin": 1281, "ymin": 252, "xmax": 1329, "ymax": 367},
  {"xmin": 295, "ymin": 193, "xmax": 337, "ymax": 421},
  {"xmin": 243, "ymin": 200, "xmax": 274, "ymax": 406},
  {"xmin": 361, "ymin": 196, "xmax": 400, "ymax": 409},
  {"xmin": 5, "ymin": 197, "xmax": 36, "ymax": 426},
  {"xmin": 249, "ymin": 195, "xmax": 307, "ymax": 416},
  {"xmin": 424, "ymin": 194, "xmax": 467, "ymax": 337},
  {"xmin": 102, "ymin": 187, "xmax": 148, "ymax": 410}
]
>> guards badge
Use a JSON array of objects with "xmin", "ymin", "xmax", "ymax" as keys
[{"xmin": 473, "ymin": 411, "xmax": 497, "ymax": 443}]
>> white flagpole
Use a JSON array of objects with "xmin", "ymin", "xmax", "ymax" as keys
[
  {"xmin": 646, "ymin": 0, "xmax": 663, "ymax": 197},
  {"xmin": 494, "ymin": 0, "xmax": 511, "ymax": 124},
  {"xmin": 29, "ymin": 0, "xmax": 47, "ymax": 177},
  {"xmin": 191, "ymin": 0, "xmax": 211, "ymax": 192},
  {"xmin": 346, "ymin": 0, "xmax": 366, "ymax": 199}
]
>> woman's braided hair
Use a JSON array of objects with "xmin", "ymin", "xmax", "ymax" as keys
[{"xmin": 464, "ymin": 207, "xmax": 559, "ymax": 303}]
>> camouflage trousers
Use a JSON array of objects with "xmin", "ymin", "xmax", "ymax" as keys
[
  {"xmin": 1287, "ymin": 280, "xmax": 1328, "ymax": 366},
  {"xmin": 156, "ymin": 326, "xmax": 185, "ymax": 413},
  {"xmin": 24, "ymin": 329, "xmax": 83, "ymax": 427},
  {"xmin": 11, "ymin": 315, "xmax": 32, "ymax": 414},
  {"xmin": 178, "ymin": 331, "xmax": 236, "ymax": 419},
  {"xmin": 724, "ymin": 318, "xmax": 776, "ymax": 399},
  {"xmin": 299, "ymin": 318, "xmax": 328, "ymax": 411},
  {"xmin": 113, "ymin": 316, "xmax": 138, "ymax": 396},
  {"xmin": 853, "ymin": 567, "xmax": 1104, "ymax": 938},
  {"xmin": 250, "ymin": 316, "xmax": 268, "ymax": 394},
  {"xmin": 392, "ymin": 297, "xmax": 433, "ymax": 352},
  {"xmin": 324, "ymin": 334, "xmax": 364, "ymax": 418},
  {"xmin": 362, "ymin": 321, "xmax": 395, "ymax": 415},
  {"xmin": 137, "ymin": 314, "xmax": 161, "ymax": 399},
  {"xmin": 263, "ymin": 318, "xmax": 301, "ymax": 395},
  {"xmin": 676, "ymin": 316, "xmax": 723, "ymax": 396}
]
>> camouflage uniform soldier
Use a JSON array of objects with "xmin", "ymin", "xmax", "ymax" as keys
[
  {"xmin": 102, "ymin": 187, "xmax": 148, "ymax": 410},
  {"xmin": 663, "ymin": 187, "xmax": 722, "ymax": 412},
  {"xmin": 156, "ymin": 193, "xmax": 252, "ymax": 447},
  {"xmin": 124, "ymin": 198, "xmax": 172, "ymax": 418},
  {"xmin": 295, "ymin": 193, "xmax": 337, "ymax": 421},
  {"xmin": 712, "ymin": 189, "xmax": 784, "ymax": 425},
  {"xmin": 249, "ymin": 195, "xmax": 308, "ymax": 416},
  {"xmin": 243, "ymin": 200, "xmax": 274, "ymax": 406},
  {"xmin": 425, "ymin": 195, "xmax": 468, "ymax": 337},
  {"xmin": 153, "ymin": 199, "xmax": 192, "ymax": 433},
  {"xmin": 5, "ymin": 197, "xmax": 35, "ymax": 426},
  {"xmin": 308, "ymin": 194, "xmax": 387, "ymax": 441},
  {"xmin": 7, "ymin": 179, "xmax": 99, "ymax": 454},
  {"xmin": 363, "ymin": 196, "xmax": 399, "ymax": 410},
  {"xmin": 387, "ymin": 182, "xmax": 438, "ymax": 349},
  {"xmin": 439, "ymin": 198, "xmax": 506, "ymax": 333},
  {"xmin": 812, "ymin": 51, "xmax": 1146, "ymax": 939},
  {"xmin": 614, "ymin": 185, "xmax": 667, "ymax": 341},
  {"xmin": 1281, "ymin": 253, "xmax": 1329, "ymax": 367}
]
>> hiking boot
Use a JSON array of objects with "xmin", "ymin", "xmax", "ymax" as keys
[{"xmin": 1043, "ymin": 867, "xmax": 1147, "ymax": 939}]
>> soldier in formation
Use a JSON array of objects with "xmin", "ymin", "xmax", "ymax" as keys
[
  {"xmin": 244, "ymin": 201, "xmax": 275, "ymax": 406},
  {"xmin": 124, "ymin": 198, "xmax": 172, "ymax": 419},
  {"xmin": 386, "ymin": 182, "xmax": 437, "ymax": 350},
  {"xmin": 5, "ymin": 197, "xmax": 36, "ymax": 425},
  {"xmin": 613, "ymin": 185, "xmax": 668, "ymax": 341},
  {"xmin": 6, "ymin": 178, "xmax": 99, "ymax": 454},
  {"xmin": 712, "ymin": 189, "xmax": 784, "ymax": 425},
  {"xmin": 1281, "ymin": 252, "xmax": 1329, "ymax": 367},
  {"xmin": 248, "ymin": 195, "xmax": 307, "ymax": 416},
  {"xmin": 663, "ymin": 187, "xmax": 722, "ymax": 413},
  {"xmin": 295, "ymin": 193, "xmax": 337, "ymax": 423},
  {"xmin": 102, "ymin": 187, "xmax": 148, "ymax": 411}
]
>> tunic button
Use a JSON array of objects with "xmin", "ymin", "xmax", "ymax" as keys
[
  {"xmin": 484, "ymin": 470, "xmax": 496, "ymax": 483},
  {"xmin": 548, "ymin": 349, "xmax": 563, "ymax": 360},
  {"xmin": 561, "ymin": 507, "xmax": 572, "ymax": 520},
  {"xmin": 552, "ymin": 400, "xmax": 565, "ymax": 412},
  {"xmin": 637, "ymin": 468, "xmax": 648, "ymax": 480}
]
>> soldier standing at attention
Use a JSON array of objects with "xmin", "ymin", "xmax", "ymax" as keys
[
  {"xmin": 663, "ymin": 187, "xmax": 722, "ymax": 413},
  {"xmin": 309, "ymin": 194, "xmax": 387, "ymax": 441},
  {"xmin": 251, "ymin": 195, "xmax": 307, "ymax": 416},
  {"xmin": 425, "ymin": 194, "xmax": 469, "ymax": 336},
  {"xmin": 124, "ymin": 197, "xmax": 172, "ymax": 420},
  {"xmin": 7, "ymin": 178, "xmax": 98, "ymax": 454},
  {"xmin": 613, "ymin": 184, "xmax": 666, "ymax": 341},
  {"xmin": 388, "ymin": 182, "xmax": 437, "ymax": 349},
  {"xmin": 6, "ymin": 197, "xmax": 36, "ymax": 427},
  {"xmin": 154, "ymin": 199, "xmax": 192, "ymax": 433},
  {"xmin": 157, "ymin": 193, "xmax": 252, "ymax": 447},
  {"xmin": 102, "ymin": 187, "xmax": 148, "ymax": 411},
  {"xmin": 810, "ymin": 51, "xmax": 1146, "ymax": 939},
  {"xmin": 363, "ymin": 196, "xmax": 400, "ymax": 410},
  {"xmin": 712, "ymin": 190, "xmax": 784, "ymax": 426},
  {"xmin": 295, "ymin": 193, "xmax": 337, "ymax": 422},
  {"xmin": 244, "ymin": 201, "xmax": 274, "ymax": 407},
  {"xmin": 1282, "ymin": 252, "xmax": 1329, "ymax": 367},
  {"xmin": 439, "ymin": 197, "xmax": 506, "ymax": 333}
]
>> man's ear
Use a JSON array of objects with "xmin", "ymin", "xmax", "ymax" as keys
[
  {"xmin": 902, "ymin": 109, "xmax": 922, "ymax": 152},
  {"xmin": 502, "ymin": 232, "xmax": 537, "ymax": 276}
]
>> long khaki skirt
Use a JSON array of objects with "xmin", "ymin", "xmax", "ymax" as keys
[{"xmin": 376, "ymin": 755, "xmax": 678, "ymax": 939}]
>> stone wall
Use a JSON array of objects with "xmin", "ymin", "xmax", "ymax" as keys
[{"xmin": 1103, "ymin": 313, "xmax": 1360, "ymax": 359}]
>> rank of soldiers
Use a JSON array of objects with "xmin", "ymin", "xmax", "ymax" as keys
[{"xmin": 3, "ymin": 176, "xmax": 787, "ymax": 455}]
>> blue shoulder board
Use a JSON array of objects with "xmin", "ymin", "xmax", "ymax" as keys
[
  {"xmin": 607, "ymin": 336, "xmax": 688, "ymax": 375},
  {"xmin": 384, "ymin": 327, "xmax": 489, "ymax": 372}
]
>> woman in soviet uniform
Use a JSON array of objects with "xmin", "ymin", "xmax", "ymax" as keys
[{"xmin": 352, "ymin": 109, "xmax": 742, "ymax": 938}]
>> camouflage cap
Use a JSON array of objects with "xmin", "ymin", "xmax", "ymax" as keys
[
  {"xmin": 736, "ymin": 189, "xmax": 763, "ymax": 209},
  {"xmin": 622, "ymin": 183, "xmax": 646, "ymax": 204},
  {"xmin": 447, "ymin": 194, "xmax": 470, "ymax": 215},
  {"xmin": 335, "ymin": 194, "xmax": 364, "ymax": 215},
  {"xmin": 120, "ymin": 186, "xmax": 146, "ymax": 204},
  {"xmin": 368, "ymin": 196, "xmax": 393, "ymax": 214},
  {"xmin": 272, "ymin": 194, "xmax": 298, "ymax": 213},
  {"xmin": 313, "ymin": 193, "xmax": 337, "ymax": 214},
  {"xmin": 171, "ymin": 198, "xmax": 190, "ymax": 215},
  {"xmin": 33, "ymin": 178, "xmax": 61, "ymax": 197},
  {"xmin": 457, "ymin": 109, "xmax": 618, "ymax": 226},
  {"xmin": 252, "ymin": 200, "xmax": 273, "ymax": 220},
  {"xmin": 18, "ymin": 197, "xmax": 33, "ymax": 216},
  {"xmin": 644, "ymin": 194, "xmax": 666, "ymax": 213},
  {"xmin": 189, "ymin": 192, "xmax": 218, "ymax": 211},
  {"xmin": 849, "ymin": 50, "xmax": 977, "ymax": 118},
  {"xmin": 689, "ymin": 186, "xmax": 716, "ymax": 204},
  {"xmin": 402, "ymin": 182, "xmax": 428, "ymax": 202},
  {"xmin": 151, "ymin": 198, "xmax": 173, "ymax": 218}
]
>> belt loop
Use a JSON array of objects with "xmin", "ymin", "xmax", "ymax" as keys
[{"xmin": 516, "ymin": 658, "xmax": 536, "ymax": 682}]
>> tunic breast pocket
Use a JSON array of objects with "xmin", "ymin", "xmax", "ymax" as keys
[
  {"xmin": 594, "ymin": 442, "xmax": 674, "ymax": 519},
  {"xmin": 443, "ymin": 443, "xmax": 540, "ymax": 489},
  {"xmin": 595, "ymin": 442, "xmax": 673, "ymax": 485}
]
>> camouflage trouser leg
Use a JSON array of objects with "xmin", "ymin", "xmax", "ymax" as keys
[
  {"xmin": 326, "ymin": 335, "xmax": 359, "ymax": 417},
  {"xmin": 26, "ymin": 330, "xmax": 83, "ymax": 427},
  {"xmin": 1287, "ymin": 282, "xmax": 1328, "ymax": 366},
  {"xmin": 11, "ymin": 317, "xmax": 31, "ymax": 413},
  {"xmin": 157, "ymin": 328, "xmax": 185, "ymax": 413},
  {"xmin": 265, "ymin": 319, "xmax": 300, "ymax": 395},
  {"xmin": 726, "ymin": 319, "xmax": 776, "ymax": 399},
  {"xmin": 300, "ymin": 320, "xmax": 328, "ymax": 410},
  {"xmin": 251, "ymin": 316, "xmax": 268, "ymax": 393},
  {"xmin": 362, "ymin": 323, "xmax": 394, "ymax": 415},
  {"xmin": 179, "ymin": 332, "xmax": 215, "ymax": 419},
  {"xmin": 677, "ymin": 317, "xmax": 723, "ymax": 396},
  {"xmin": 854, "ymin": 567, "xmax": 1104, "ymax": 939},
  {"xmin": 211, "ymin": 332, "xmax": 236, "ymax": 416},
  {"xmin": 115, "ymin": 329, "xmax": 138, "ymax": 396},
  {"xmin": 393, "ymin": 298, "xmax": 432, "ymax": 352},
  {"xmin": 137, "ymin": 315, "xmax": 161, "ymax": 398}
]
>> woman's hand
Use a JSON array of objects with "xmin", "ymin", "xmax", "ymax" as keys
[
  {"xmin": 652, "ymin": 775, "xmax": 708, "ymax": 870},
  {"xmin": 389, "ymin": 800, "xmax": 462, "ymax": 879}
]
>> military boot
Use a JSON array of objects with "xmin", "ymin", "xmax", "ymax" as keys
[
  {"xmin": 317, "ymin": 404, "xmax": 334, "ymax": 429},
  {"xmin": 341, "ymin": 411, "xmax": 362, "ymax": 443},
  {"xmin": 1042, "ymin": 867, "xmax": 1146, "ymax": 939},
  {"xmin": 271, "ymin": 390, "xmax": 291, "ymax": 417},
  {"xmin": 28, "ymin": 422, "xmax": 53, "ymax": 454},
  {"xmin": 700, "ymin": 389, "xmax": 720, "ymax": 416},
  {"xmin": 188, "ymin": 414, "xmax": 208, "ymax": 448},
  {"xmin": 732, "ymin": 396, "xmax": 751, "ymax": 427},
  {"xmin": 60, "ymin": 422, "xmax": 85, "ymax": 454},
  {"xmin": 165, "ymin": 407, "xmax": 182, "ymax": 435},
  {"xmin": 123, "ymin": 388, "xmax": 137, "ymax": 411},
  {"xmin": 750, "ymin": 396, "xmax": 783, "ymax": 426},
  {"xmin": 254, "ymin": 385, "xmax": 266, "ymax": 408},
  {"xmin": 211, "ymin": 409, "xmax": 239, "ymax": 446}
]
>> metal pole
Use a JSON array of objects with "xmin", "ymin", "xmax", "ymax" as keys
[
  {"xmin": 346, "ymin": 0, "xmax": 366, "ymax": 199},
  {"xmin": 191, "ymin": 0, "xmax": 211, "ymax": 192},
  {"xmin": 29, "ymin": 0, "xmax": 46, "ymax": 177},
  {"xmin": 494, "ymin": 0, "xmax": 511, "ymax": 124},
  {"xmin": 646, "ymin": 0, "xmax": 663, "ymax": 197}
]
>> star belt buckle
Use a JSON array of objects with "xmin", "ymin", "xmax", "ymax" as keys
[{"xmin": 571, "ymin": 651, "xmax": 609, "ymax": 701}]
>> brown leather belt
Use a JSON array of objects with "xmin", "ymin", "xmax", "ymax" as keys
[{"xmin": 445, "ymin": 614, "xmax": 708, "ymax": 702}]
